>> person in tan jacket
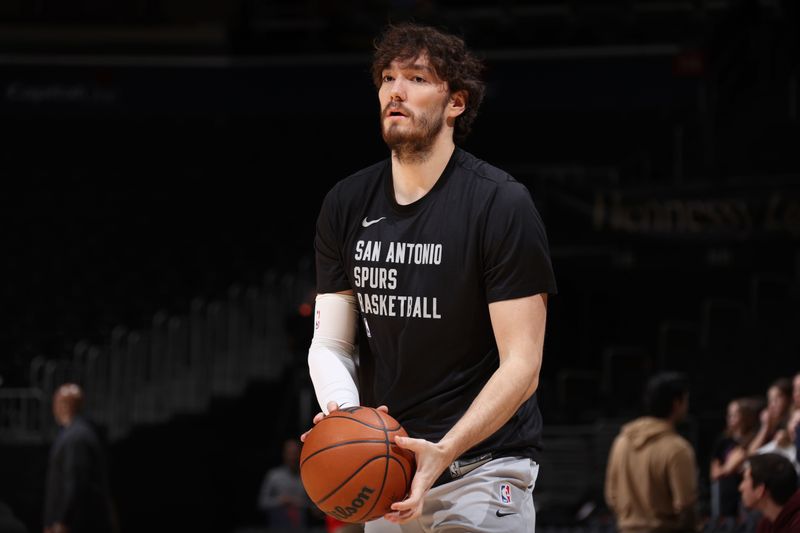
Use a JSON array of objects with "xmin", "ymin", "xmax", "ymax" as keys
[{"xmin": 605, "ymin": 372, "xmax": 699, "ymax": 533}]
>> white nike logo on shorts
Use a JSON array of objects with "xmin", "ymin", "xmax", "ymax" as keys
[{"xmin": 362, "ymin": 217, "xmax": 386, "ymax": 227}]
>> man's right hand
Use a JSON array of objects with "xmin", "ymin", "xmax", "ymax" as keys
[{"xmin": 300, "ymin": 401, "xmax": 340, "ymax": 442}]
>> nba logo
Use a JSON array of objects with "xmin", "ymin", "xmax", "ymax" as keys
[{"xmin": 500, "ymin": 484, "xmax": 512, "ymax": 504}]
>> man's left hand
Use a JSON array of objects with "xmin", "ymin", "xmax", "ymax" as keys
[{"xmin": 383, "ymin": 436, "xmax": 454, "ymax": 524}]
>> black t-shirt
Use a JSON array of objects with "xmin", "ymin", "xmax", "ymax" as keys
[{"xmin": 315, "ymin": 147, "xmax": 557, "ymax": 459}]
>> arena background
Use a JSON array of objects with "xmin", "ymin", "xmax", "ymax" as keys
[{"xmin": 1, "ymin": 1, "xmax": 798, "ymax": 532}]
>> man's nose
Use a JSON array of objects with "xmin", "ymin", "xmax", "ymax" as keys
[{"xmin": 388, "ymin": 79, "xmax": 406, "ymax": 101}]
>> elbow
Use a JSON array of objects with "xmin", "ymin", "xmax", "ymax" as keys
[
  {"xmin": 499, "ymin": 346, "xmax": 542, "ymax": 404},
  {"xmin": 524, "ymin": 353, "xmax": 542, "ymax": 400},
  {"xmin": 523, "ymin": 374, "xmax": 540, "ymax": 402},
  {"xmin": 515, "ymin": 359, "xmax": 540, "ymax": 405}
]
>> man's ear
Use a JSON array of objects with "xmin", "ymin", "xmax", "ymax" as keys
[
  {"xmin": 754, "ymin": 483, "xmax": 767, "ymax": 502},
  {"xmin": 448, "ymin": 90, "xmax": 467, "ymax": 118}
]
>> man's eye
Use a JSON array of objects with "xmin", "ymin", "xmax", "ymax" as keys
[
  {"xmin": 412, "ymin": 76, "xmax": 426, "ymax": 83},
  {"xmin": 382, "ymin": 75, "xmax": 394, "ymax": 83}
]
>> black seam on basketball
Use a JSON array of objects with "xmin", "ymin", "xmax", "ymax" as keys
[
  {"xmin": 356, "ymin": 450, "xmax": 389, "ymax": 521},
  {"xmin": 387, "ymin": 455, "xmax": 410, "ymax": 495},
  {"xmin": 314, "ymin": 455, "xmax": 388, "ymax": 506},
  {"xmin": 319, "ymin": 416, "xmax": 399, "ymax": 431},
  {"xmin": 302, "ymin": 409, "xmax": 406, "ymax": 520},
  {"xmin": 300, "ymin": 439, "xmax": 388, "ymax": 469},
  {"xmin": 374, "ymin": 410, "xmax": 400, "ymax": 431},
  {"xmin": 355, "ymin": 413, "xmax": 390, "ymax": 521},
  {"xmin": 316, "ymin": 413, "xmax": 400, "ymax": 432},
  {"xmin": 371, "ymin": 407, "xmax": 386, "ymax": 429}
]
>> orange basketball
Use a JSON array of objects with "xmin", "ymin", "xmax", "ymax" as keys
[{"xmin": 300, "ymin": 406, "xmax": 415, "ymax": 523}]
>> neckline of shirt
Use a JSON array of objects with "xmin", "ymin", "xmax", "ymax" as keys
[{"xmin": 382, "ymin": 147, "xmax": 462, "ymax": 216}]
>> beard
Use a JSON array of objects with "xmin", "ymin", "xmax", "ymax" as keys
[{"xmin": 380, "ymin": 101, "xmax": 447, "ymax": 164}]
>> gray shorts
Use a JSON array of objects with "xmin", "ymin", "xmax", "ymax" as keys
[{"xmin": 365, "ymin": 456, "xmax": 539, "ymax": 533}]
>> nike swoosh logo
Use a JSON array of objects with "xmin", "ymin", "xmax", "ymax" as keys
[
  {"xmin": 362, "ymin": 216, "xmax": 386, "ymax": 228},
  {"xmin": 496, "ymin": 510, "xmax": 517, "ymax": 517}
]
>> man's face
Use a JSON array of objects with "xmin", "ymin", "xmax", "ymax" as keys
[
  {"xmin": 378, "ymin": 54, "xmax": 450, "ymax": 155},
  {"xmin": 52, "ymin": 395, "xmax": 68, "ymax": 426},
  {"xmin": 739, "ymin": 466, "xmax": 765, "ymax": 509}
]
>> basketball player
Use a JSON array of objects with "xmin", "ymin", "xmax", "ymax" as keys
[{"xmin": 304, "ymin": 23, "xmax": 556, "ymax": 532}]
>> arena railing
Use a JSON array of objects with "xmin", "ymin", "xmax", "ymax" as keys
[
  {"xmin": 6, "ymin": 271, "xmax": 301, "ymax": 444},
  {"xmin": 0, "ymin": 387, "xmax": 46, "ymax": 444}
]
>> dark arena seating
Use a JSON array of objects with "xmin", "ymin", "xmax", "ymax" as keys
[{"xmin": 1, "ymin": 1, "xmax": 798, "ymax": 532}]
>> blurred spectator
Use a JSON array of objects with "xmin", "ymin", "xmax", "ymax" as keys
[
  {"xmin": 738, "ymin": 453, "xmax": 800, "ymax": 533},
  {"xmin": 709, "ymin": 397, "xmax": 760, "ymax": 528},
  {"xmin": 793, "ymin": 372, "xmax": 800, "ymax": 413},
  {"xmin": 43, "ymin": 383, "xmax": 115, "ymax": 533},
  {"xmin": 794, "ymin": 372, "xmax": 800, "ymax": 468},
  {"xmin": 605, "ymin": 372, "xmax": 699, "ymax": 533},
  {"xmin": 749, "ymin": 378, "xmax": 793, "ymax": 455},
  {"xmin": 257, "ymin": 438, "xmax": 311, "ymax": 531},
  {"xmin": 754, "ymin": 409, "xmax": 800, "ymax": 475}
]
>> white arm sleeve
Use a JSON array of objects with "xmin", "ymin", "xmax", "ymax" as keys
[{"xmin": 307, "ymin": 293, "xmax": 360, "ymax": 414}]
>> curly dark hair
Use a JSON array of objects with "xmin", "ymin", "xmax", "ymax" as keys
[{"xmin": 371, "ymin": 23, "xmax": 486, "ymax": 142}]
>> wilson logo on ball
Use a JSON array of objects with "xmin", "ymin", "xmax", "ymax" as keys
[{"xmin": 330, "ymin": 486, "xmax": 375, "ymax": 520}]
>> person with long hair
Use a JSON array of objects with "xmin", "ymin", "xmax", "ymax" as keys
[
  {"xmin": 709, "ymin": 397, "xmax": 760, "ymax": 527},
  {"xmin": 749, "ymin": 378, "xmax": 793, "ymax": 455}
]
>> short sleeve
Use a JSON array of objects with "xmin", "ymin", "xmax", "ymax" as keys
[
  {"xmin": 482, "ymin": 181, "xmax": 557, "ymax": 303},
  {"xmin": 315, "ymin": 184, "xmax": 352, "ymax": 293}
]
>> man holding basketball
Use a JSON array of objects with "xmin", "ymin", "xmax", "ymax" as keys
[{"xmin": 304, "ymin": 23, "xmax": 556, "ymax": 532}]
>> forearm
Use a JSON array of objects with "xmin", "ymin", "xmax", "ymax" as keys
[
  {"xmin": 718, "ymin": 446, "xmax": 746, "ymax": 476},
  {"xmin": 747, "ymin": 426, "xmax": 770, "ymax": 454},
  {"xmin": 386, "ymin": 294, "xmax": 546, "ymax": 523},
  {"xmin": 710, "ymin": 460, "xmax": 721, "ymax": 481},
  {"xmin": 438, "ymin": 294, "xmax": 546, "ymax": 461},
  {"xmin": 308, "ymin": 341, "xmax": 359, "ymax": 411},
  {"xmin": 439, "ymin": 354, "xmax": 539, "ymax": 461},
  {"xmin": 307, "ymin": 293, "xmax": 360, "ymax": 413}
]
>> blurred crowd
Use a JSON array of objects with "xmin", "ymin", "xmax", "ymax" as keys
[
  {"xmin": 604, "ymin": 371, "xmax": 800, "ymax": 533},
  {"xmin": 705, "ymin": 372, "xmax": 800, "ymax": 532}
]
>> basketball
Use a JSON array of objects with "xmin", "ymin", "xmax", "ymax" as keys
[{"xmin": 300, "ymin": 406, "xmax": 416, "ymax": 523}]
